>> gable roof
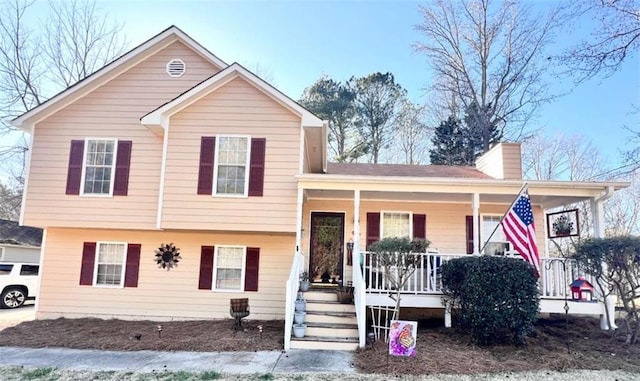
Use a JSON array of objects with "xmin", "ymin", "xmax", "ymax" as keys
[
  {"xmin": 140, "ymin": 62, "xmax": 324, "ymax": 129},
  {"xmin": 0, "ymin": 219, "xmax": 42, "ymax": 247},
  {"xmin": 11, "ymin": 25, "xmax": 227, "ymax": 131},
  {"xmin": 327, "ymin": 163, "xmax": 492, "ymax": 179}
]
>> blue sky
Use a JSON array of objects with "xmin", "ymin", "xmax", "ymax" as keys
[{"xmin": 28, "ymin": 0, "xmax": 640, "ymax": 167}]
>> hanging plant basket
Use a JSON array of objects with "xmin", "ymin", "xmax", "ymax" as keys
[{"xmin": 155, "ymin": 243, "xmax": 181, "ymax": 270}]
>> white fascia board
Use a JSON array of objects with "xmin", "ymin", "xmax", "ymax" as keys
[
  {"xmin": 11, "ymin": 26, "xmax": 227, "ymax": 130},
  {"xmin": 295, "ymin": 174, "xmax": 629, "ymax": 194}
]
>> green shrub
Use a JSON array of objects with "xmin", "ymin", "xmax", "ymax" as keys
[
  {"xmin": 441, "ymin": 255, "xmax": 539, "ymax": 345},
  {"xmin": 573, "ymin": 236, "xmax": 640, "ymax": 344}
]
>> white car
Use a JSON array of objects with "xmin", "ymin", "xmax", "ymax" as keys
[{"xmin": 0, "ymin": 263, "xmax": 39, "ymax": 308}]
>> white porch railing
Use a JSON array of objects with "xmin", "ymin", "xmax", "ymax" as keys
[
  {"xmin": 362, "ymin": 252, "xmax": 596, "ymax": 300},
  {"xmin": 284, "ymin": 251, "xmax": 304, "ymax": 351},
  {"xmin": 541, "ymin": 257, "xmax": 600, "ymax": 300},
  {"xmin": 363, "ymin": 252, "xmax": 465, "ymax": 294},
  {"xmin": 351, "ymin": 250, "xmax": 366, "ymax": 348}
]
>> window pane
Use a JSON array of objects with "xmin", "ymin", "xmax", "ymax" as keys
[
  {"xmin": 482, "ymin": 216, "xmax": 509, "ymax": 254},
  {"xmin": 83, "ymin": 139, "xmax": 115, "ymax": 195},
  {"xmin": 382, "ymin": 213, "xmax": 411, "ymax": 238},
  {"xmin": 215, "ymin": 247, "xmax": 243, "ymax": 290},
  {"xmin": 216, "ymin": 165, "xmax": 245, "ymax": 195},
  {"xmin": 96, "ymin": 243, "xmax": 125, "ymax": 286}
]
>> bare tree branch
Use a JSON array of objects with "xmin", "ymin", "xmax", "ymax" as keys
[{"xmin": 414, "ymin": 0, "xmax": 560, "ymax": 149}]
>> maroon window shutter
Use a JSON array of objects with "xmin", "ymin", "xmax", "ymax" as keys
[
  {"xmin": 66, "ymin": 140, "xmax": 85, "ymax": 195},
  {"xmin": 413, "ymin": 214, "xmax": 426, "ymax": 240},
  {"xmin": 79, "ymin": 242, "xmax": 96, "ymax": 285},
  {"xmin": 124, "ymin": 243, "xmax": 141, "ymax": 287},
  {"xmin": 245, "ymin": 247, "xmax": 260, "ymax": 292},
  {"xmin": 466, "ymin": 216, "xmax": 474, "ymax": 254},
  {"xmin": 198, "ymin": 246, "xmax": 214, "ymax": 289},
  {"xmin": 113, "ymin": 141, "xmax": 132, "ymax": 196},
  {"xmin": 366, "ymin": 212, "xmax": 381, "ymax": 249},
  {"xmin": 248, "ymin": 138, "xmax": 266, "ymax": 197},
  {"xmin": 197, "ymin": 137, "xmax": 215, "ymax": 195}
]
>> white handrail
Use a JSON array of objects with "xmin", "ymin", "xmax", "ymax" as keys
[
  {"xmin": 352, "ymin": 250, "xmax": 366, "ymax": 348},
  {"xmin": 284, "ymin": 251, "xmax": 304, "ymax": 350}
]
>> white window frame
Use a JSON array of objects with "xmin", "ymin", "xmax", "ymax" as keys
[
  {"xmin": 380, "ymin": 211, "xmax": 413, "ymax": 239},
  {"xmin": 93, "ymin": 241, "xmax": 127, "ymax": 288},
  {"xmin": 212, "ymin": 245, "xmax": 246, "ymax": 292},
  {"xmin": 80, "ymin": 138, "xmax": 118, "ymax": 197},
  {"xmin": 212, "ymin": 135, "xmax": 251, "ymax": 198},
  {"xmin": 480, "ymin": 214, "xmax": 512, "ymax": 255}
]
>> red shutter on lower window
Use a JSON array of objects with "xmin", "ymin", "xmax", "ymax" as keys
[
  {"xmin": 197, "ymin": 137, "xmax": 215, "ymax": 195},
  {"xmin": 248, "ymin": 138, "xmax": 266, "ymax": 197},
  {"xmin": 198, "ymin": 246, "xmax": 214, "ymax": 289},
  {"xmin": 124, "ymin": 244, "xmax": 141, "ymax": 288},
  {"xmin": 413, "ymin": 214, "xmax": 426, "ymax": 240},
  {"xmin": 79, "ymin": 242, "xmax": 96, "ymax": 285},
  {"xmin": 113, "ymin": 141, "xmax": 132, "ymax": 196},
  {"xmin": 366, "ymin": 212, "xmax": 381, "ymax": 250},
  {"xmin": 466, "ymin": 216, "xmax": 474, "ymax": 254},
  {"xmin": 244, "ymin": 247, "xmax": 260, "ymax": 292},
  {"xmin": 66, "ymin": 140, "xmax": 85, "ymax": 195}
]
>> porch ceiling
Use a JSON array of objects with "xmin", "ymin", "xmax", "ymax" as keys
[{"xmin": 299, "ymin": 176, "xmax": 629, "ymax": 209}]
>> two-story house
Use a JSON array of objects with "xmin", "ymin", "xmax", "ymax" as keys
[{"xmin": 12, "ymin": 26, "xmax": 628, "ymax": 351}]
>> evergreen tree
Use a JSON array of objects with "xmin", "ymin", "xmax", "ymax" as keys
[
  {"xmin": 430, "ymin": 116, "xmax": 467, "ymax": 165},
  {"xmin": 430, "ymin": 102, "xmax": 502, "ymax": 166}
]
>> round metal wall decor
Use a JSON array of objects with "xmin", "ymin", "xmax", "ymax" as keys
[{"xmin": 155, "ymin": 243, "xmax": 181, "ymax": 270}]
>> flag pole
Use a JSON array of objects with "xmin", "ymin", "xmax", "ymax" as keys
[{"xmin": 479, "ymin": 182, "xmax": 529, "ymax": 254}]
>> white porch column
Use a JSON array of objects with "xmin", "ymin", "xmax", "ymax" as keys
[
  {"xmin": 353, "ymin": 190, "xmax": 361, "ymax": 255},
  {"xmin": 295, "ymin": 186, "xmax": 304, "ymax": 255},
  {"xmin": 472, "ymin": 193, "xmax": 480, "ymax": 255},
  {"xmin": 592, "ymin": 188, "xmax": 617, "ymax": 330}
]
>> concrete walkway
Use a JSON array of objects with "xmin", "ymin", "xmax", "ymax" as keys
[{"xmin": 0, "ymin": 346, "xmax": 356, "ymax": 374}]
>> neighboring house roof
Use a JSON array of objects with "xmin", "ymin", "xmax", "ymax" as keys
[
  {"xmin": 140, "ymin": 62, "xmax": 325, "ymax": 129},
  {"xmin": 327, "ymin": 163, "xmax": 492, "ymax": 179},
  {"xmin": 0, "ymin": 219, "xmax": 42, "ymax": 247},
  {"xmin": 11, "ymin": 25, "xmax": 227, "ymax": 131}
]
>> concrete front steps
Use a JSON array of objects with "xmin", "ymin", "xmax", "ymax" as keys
[{"xmin": 290, "ymin": 287, "xmax": 359, "ymax": 351}]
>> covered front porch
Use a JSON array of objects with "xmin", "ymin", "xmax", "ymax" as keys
[{"xmin": 285, "ymin": 173, "xmax": 626, "ymax": 349}]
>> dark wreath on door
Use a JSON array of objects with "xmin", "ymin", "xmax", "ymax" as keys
[{"xmin": 309, "ymin": 212, "xmax": 345, "ymax": 284}]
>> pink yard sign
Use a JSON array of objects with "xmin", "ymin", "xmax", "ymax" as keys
[{"xmin": 388, "ymin": 320, "xmax": 417, "ymax": 357}]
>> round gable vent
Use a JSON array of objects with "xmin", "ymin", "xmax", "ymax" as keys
[{"xmin": 166, "ymin": 58, "xmax": 186, "ymax": 77}]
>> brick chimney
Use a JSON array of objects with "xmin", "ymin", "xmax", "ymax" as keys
[{"xmin": 475, "ymin": 142, "xmax": 522, "ymax": 180}]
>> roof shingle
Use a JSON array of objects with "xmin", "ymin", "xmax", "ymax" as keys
[
  {"xmin": 0, "ymin": 219, "xmax": 43, "ymax": 247},
  {"xmin": 326, "ymin": 163, "xmax": 492, "ymax": 179}
]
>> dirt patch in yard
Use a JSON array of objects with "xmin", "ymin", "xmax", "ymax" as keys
[
  {"xmin": 356, "ymin": 316, "xmax": 640, "ymax": 375},
  {"xmin": 0, "ymin": 317, "xmax": 283, "ymax": 352},
  {"xmin": 1, "ymin": 315, "xmax": 640, "ymax": 375}
]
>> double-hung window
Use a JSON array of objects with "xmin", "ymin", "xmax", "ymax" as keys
[
  {"xmin": 381, "ymin": 212, "xmax": 411, "ymax": 239},
  {"xmin": 213, "ymin": 246, "xmax": 246, "ymax": 291},
  {"xmin": 214, "ymin": 136, "xmax": 250, "ymax": 196},
  {"xmin": 481, "ymin": 215, "xmax": 511, "ymax": 255},
  {"xmin": 82, "ymin": 139, "xmax": 117, "ymax": 196},
  {"xmin": 94, "ymin": 242, "xmax": 127, "ymax": 286}
]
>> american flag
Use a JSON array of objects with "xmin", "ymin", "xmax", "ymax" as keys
[{"xmin": 501, "ymin": 191, "xmax": 540, "ymax": 276}]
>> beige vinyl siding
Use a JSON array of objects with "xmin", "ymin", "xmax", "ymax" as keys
[
  {"xmin": 162, "ymin": 77, "xmax": 301, "ymax": 232},
  {"xmin": 23, "ymin": 41, "xmax": 220, "ymax": 229},
  {"xmin": 302, "ymin": 199, "xmax": 545, "ymax": 257},
  {"xmin": 36, "ymin": 228, "xmax": 294, "ymax": 321},
  {"xmin": 500, "ymin": 143, "xmax": 523, "ymax": 180}
]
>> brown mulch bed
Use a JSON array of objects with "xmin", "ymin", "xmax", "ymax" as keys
[
  {"xmin": 356, "ymin": 316, "xmax": 640, "ymax": 375},
  {"xmin": 1, "ymin": 315, "xmax": 640, "ymax": 375},
  {"xmin": 0, "ymin": 318, "xmax": 283, "ymax": 352}
]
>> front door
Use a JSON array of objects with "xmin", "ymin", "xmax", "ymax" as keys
[{"xmin": 309, "ymin": 212, "xmax": 345, "ymax": 284}]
